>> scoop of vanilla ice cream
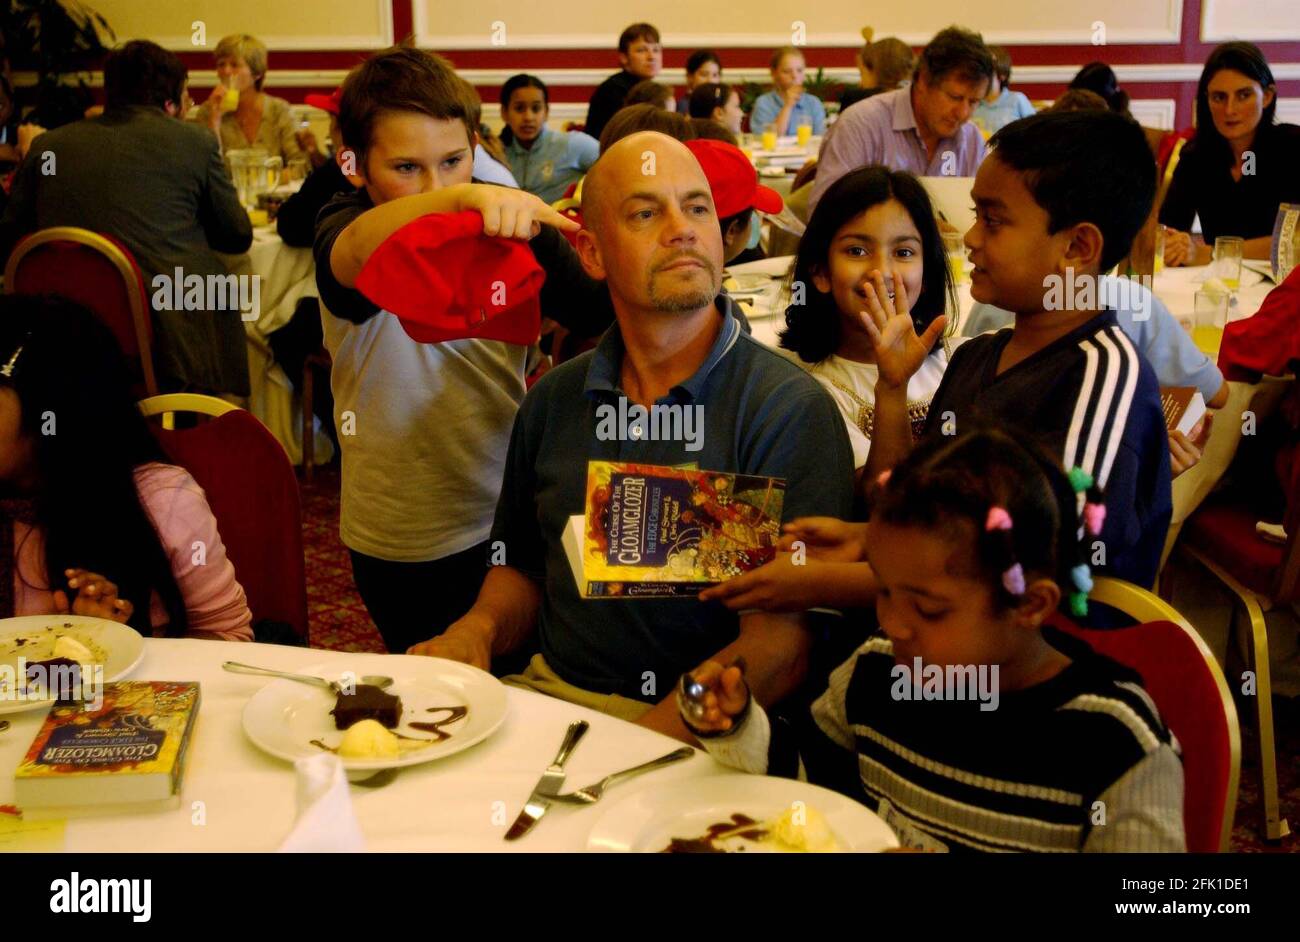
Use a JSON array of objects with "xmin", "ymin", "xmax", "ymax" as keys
[
  {"xmin": 764, "ymin": 804, "xmax": 841, "ymax": 853},
  {"xmin": 52, "ymin": 635, "xmax": 95, "ymax": 665},
  {"xmin": 337, "ymin": 719, "xmax": 399, "ymax": 759}
]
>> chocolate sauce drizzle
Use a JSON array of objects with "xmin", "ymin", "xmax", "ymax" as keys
[
  {"xmin": 309, "ymin": 705, "xmax": 469, "ymax": 751},
  {"xmin": 408, "ymin": 705, "xmax": 469, "ymax": 741},
  {"xmin": 663, "ymin": 814, "xmax": 768, "ymax": 853}
]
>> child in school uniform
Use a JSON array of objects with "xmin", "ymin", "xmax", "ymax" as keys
[
  {"xmin": 863, "ymin": 110, "xmax": 1172, "ymax": 589},
  {"xmin": 683, "ymin": 428, "xmax": 1186, "ymax": 853},
  {"xmin": 314, "ymin": 47, "xmax": 579, "ymax": 653},
  {"xmin": 750, "ymin": 46, "xmax": 827, "ymax": 137},
  {"xmin": 972, "ymin": 45, "xmax": 1036, "ymax": 136},
  {"xmin": 499, "ymin": 74, "xmax": 599, "ymax": 205}
]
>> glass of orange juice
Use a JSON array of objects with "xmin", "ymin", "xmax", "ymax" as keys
[
  {"xmin": 220, "ymin": 86, "xmax": 240, "ymax": 113},
  {"xmin": 796, "ymin": 123, "xmax": 812, "ymax": 147},
  {"xmin": 761, "ymin": 130, "xmax": 777, "ymax": 151},
  {"xmin": 1192, "ymin": 289, "xmax": 1227, "ymax": 355},
  {"xmin": 1213, "ymin": 236, "xmax": 1243, "ymax": 292}
]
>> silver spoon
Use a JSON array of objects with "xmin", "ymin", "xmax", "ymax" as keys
[
  {"xmin": 222, "ymin": 661, "xmax": 394, "ymax": 694},
  {"xmin": 548, "ymin": 746, "xmax": 695, "ymax": 805}
]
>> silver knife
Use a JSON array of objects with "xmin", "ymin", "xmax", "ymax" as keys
[{"xmin": 504, "ymin": 719, "xmax": 590, "ymax": 841}]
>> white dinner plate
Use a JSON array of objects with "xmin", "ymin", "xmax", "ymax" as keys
[
  {"xmin": 0, "ymin": 615, "xmax": 145, "ymax": 715},
  {"xmin": 240, "ymin": 656, "xmax": 508, "ymax": 774},
  {"xmin": 587, "ymin": 773, "xmax": 899, "ymax": 852}
]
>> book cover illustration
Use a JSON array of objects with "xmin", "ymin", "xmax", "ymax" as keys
[
  {"xmin": 17, "ymin": 681, "xmax": 200, "ymax": 783},
  {"xmin": 573, "ymin": 461, "xmax": 785, "ymax": 596}
]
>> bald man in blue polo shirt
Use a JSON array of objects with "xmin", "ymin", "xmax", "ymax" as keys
[{"xmin": 409, "ymin": 132, "xmax": 853, "ymax": 744}]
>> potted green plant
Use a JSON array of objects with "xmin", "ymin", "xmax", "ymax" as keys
[
  {"xmin": 0, "ymin": 0, "xmax": 115, "ymax": 128},
  {"xmin": 802, "ymin": 67, "xmax": 844, "ymax": 106}
]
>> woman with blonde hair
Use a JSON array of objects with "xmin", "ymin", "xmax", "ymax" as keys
[
  {"xmin": 841, "ymin": 28, "xmax": 915, "ymax": 112},
  {"xmin": 194, "ymin": 33, "xmax": 304, "ymax": 163}
]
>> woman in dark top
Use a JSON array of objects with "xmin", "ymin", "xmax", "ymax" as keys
[{"xmin": 1160, "ymin": 42, "xmax": 1300, "ymax": 266}]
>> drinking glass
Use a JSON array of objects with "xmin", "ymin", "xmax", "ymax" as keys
[
  {"xmin": 761, "ymin": 130, "xmax": 777, "ymax": 151},
  {"xmin": 1192, "ymin": 289, "xmax": 1227, "ymax": 356},
  {"xmin": 943, "ymin": 230, "xmax": 967, "ymax": 285},
  {"xmin": 796, "ymin": 123, "xmax": 812, "ymax": 147},
  {"xmin": 1213, "ymin": 236, "xmax": 1243, "ymax": 291}
]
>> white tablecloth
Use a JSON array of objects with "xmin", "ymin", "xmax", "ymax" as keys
[
  {"xmin": 0, "ymin": 640, "xmax": 732, "ymax": 851},
  {"xmin": 221, "ymin": 229, "xmax": 334, "ymax": 467}
]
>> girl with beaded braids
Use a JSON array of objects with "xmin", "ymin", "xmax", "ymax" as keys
[{"xmin": 680, "ymin": 426, "xmax": 1185, "ymax": 853}]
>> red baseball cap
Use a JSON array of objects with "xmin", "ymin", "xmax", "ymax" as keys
[
  {"xmin": 304, "ymin": 87, "xmax": 342, "ymax": 115},
  {"xmin": 684, "ymin": 138, "xmax": 784, "ymax": 218},
  {"xmin": 354, "ymin": 211, "xmax": 545, "ymax": 346}
]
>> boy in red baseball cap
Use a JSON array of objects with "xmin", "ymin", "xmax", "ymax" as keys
[{"xmin": 684, "ymin": 137, "xmax": 784, "ymax": 263}]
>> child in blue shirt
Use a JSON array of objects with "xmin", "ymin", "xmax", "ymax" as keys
[
  {"xmin": 500, "ymin": 74, "xmax": 599, "ymax": 205},
  {"xmin": 972, "ymin": 46, "xmax": 1036, "ymax": 136},
  {"xmin": 750, "ymin": 46, "xmax": 826, "ymax": 137}
]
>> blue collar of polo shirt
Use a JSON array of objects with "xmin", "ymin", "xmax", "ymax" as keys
[
  {"xmin": 584, "ymin": 295, "xmax": 744, "ymax": 403},
  {"xmin": 892, "ymin": 87, "xmax": 919, "ymax": 133}
]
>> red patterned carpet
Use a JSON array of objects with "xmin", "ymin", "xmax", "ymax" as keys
[
  {"xmin": 300, "ymin": 466, "xmax": 385, "ymax": 653},
  {"xmin": 296, "ymin": 465, "xmax": 1298, "ymax": 851}
]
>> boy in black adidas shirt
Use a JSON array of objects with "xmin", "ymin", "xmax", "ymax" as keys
[
  {"xmin": 862, "ymin": 110, "xmax": 1171, "ymax": 588},
  {"xmin": 682, "ymin": 429, "xmax": 1185, "ymax": 852}
]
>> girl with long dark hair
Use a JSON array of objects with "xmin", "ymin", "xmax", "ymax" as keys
[
  {"xmin": 0, "ymin": 295, "xmax": 252, "ymax": 639},
  {"xmin": 779, "ymin": 165, "xmax": 955, "ymax": 476}
]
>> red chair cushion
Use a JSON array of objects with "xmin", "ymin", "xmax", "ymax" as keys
[
  {"xmin": 150, "ymin": 411, "xmax": 308, "ymax": 641},
  {"xmin": 1050, "ymin": 615, "xmax": 1233, "ymax": 853},
  {"xmin": 1182, "ymin": 502, "xmax": 1281, "ymax": 596}
]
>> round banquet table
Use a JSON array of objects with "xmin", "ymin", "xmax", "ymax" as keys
[
  {"xmin": 220, "ymin": 228, "xmax": 334, "ymax": 468},
  {"xmin": 0, "ymin": 640, "xmax": 734, "ymax": 852}
]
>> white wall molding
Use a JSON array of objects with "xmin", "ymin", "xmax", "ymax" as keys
[
  {"xmin": 25, "ymin": 63, "xmax": 1300, "ymax": 92},
  {"xmin": 1201, "ymin": 0, "xmax": 1300, "ymax": 43},
  {"xmin": 1128, "ymin": 99, "xmax": 1177, "ymax": 129}
]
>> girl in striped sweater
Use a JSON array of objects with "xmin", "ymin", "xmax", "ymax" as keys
[{"xmin": 681, "ymin": 427, "xmax": 1185, "ymax": 852}]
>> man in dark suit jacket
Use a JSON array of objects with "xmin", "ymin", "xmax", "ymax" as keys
[{"xmin": 0, "ymin": 41, "xmax": 253, "ymax": 395}]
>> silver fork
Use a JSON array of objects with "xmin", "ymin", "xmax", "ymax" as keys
[{"xmin": 548, "ymin": 746, "xmax": 695, "ymax": 805}]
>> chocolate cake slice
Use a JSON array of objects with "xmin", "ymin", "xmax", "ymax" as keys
[
  {"xmin": 330, "ymin": 684, "xmax": 402, "ymax": 730},
  {"xmin": 25, "ymin": 657, "xmax": 83, "ymax": 701}
]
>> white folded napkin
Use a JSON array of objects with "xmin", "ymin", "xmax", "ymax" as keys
[{"xmin": 277, "ymin": 753, "xmax": 366, "ymax": 852}]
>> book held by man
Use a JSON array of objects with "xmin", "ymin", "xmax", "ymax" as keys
[
  {"xmin": 563, "ymin": 461, "xmax": 785, "ymax": 598},
  {"xmin": 14, "ymin": 681, "xmax": 200, "ymax": 818}
]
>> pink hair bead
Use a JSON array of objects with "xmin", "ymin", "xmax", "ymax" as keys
[{"xmin": 985, "ymin": 507, "xmax": 1013, "ymax": 531}]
